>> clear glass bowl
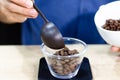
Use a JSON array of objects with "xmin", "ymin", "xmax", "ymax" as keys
[{"xmin": 40, "ymin": 37, "xmax": 87, "ymax": 79}]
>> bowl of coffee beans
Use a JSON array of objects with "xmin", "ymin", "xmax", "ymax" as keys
[
  {"xmin": 40, "ymin": 37, "xmax": 87, "ymax": 79},
  {"xmin": 94, "ymin": 1, "xmax": 120, "ymax": 47}
]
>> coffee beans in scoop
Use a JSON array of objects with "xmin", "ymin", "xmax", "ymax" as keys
[
  {"xmin": 48, "ymin": 47, "xmax": 81, "ymax": 76},
  {"xmin": 103, "ymin": 19, "xmax": 120, "ymax": 31}
]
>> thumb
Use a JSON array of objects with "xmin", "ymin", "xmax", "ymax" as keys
[{"xmin": 111, "ymin": 46, "xmax": 120, "ymax": 52}]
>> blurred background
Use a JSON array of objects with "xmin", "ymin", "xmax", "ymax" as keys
[{"xmin": 0, "ymin": 23, "xmax": 21, "ymax": 45}]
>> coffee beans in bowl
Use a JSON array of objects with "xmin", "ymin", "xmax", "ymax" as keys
[
  {"xmin": 103, "ymin": 19, "xmax": 120, "ymax": 31},
  {"xmin": 41, "ymin": 37, "xmax": 87, "ymax": 79},
  {"xmin": 48, "ymin": 47, "xmax": 80, "ymax": 76}
]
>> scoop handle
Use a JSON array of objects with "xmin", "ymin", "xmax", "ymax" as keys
[{"xmin": 33, "ymin": 2, "xmax": 49, "ymax": 23}]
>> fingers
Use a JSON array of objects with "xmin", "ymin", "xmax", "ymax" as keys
[
  {"xmin": 9, "ymin": 0, "xmax": 33, "ymax": 8},
  {"xmin": 0, "ymin": 0, "xmax": 38, "ymax": 23},
  {"xmin": 7, "ymin": 13, "xmax": 28, "ymax": 23},
  {"xmin": 6, "ymin": 1, "xmax": 38, "ymax": 18},
  {"xmin": 0, "ymin": 9, "xmax": 28, "ymax": 23},
  {"xmin": 111, "ymin": 46, "xmax": 120, "ymax": 52}
]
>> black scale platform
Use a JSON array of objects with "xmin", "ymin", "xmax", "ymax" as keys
[{"xmin": 38, "ymin": 57, "xmax": 93, "ymax": 80}]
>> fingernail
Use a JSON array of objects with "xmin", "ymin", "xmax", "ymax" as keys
[
  {"xmin": 30, "ymin": 9, "xmax": 37, "ymax": 16},
  {"xmin": 26, "ymin": 0, "xmax": 33, "ymax": 8}
]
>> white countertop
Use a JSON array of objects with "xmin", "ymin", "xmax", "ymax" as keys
[{"xmin": 0, "ymin": 45, "xmax": 120, "ymax": 80}]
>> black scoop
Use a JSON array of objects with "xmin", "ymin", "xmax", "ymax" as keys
[{"xmin": 33, "ymin": 2, "xmax": 65, "ymax": 49}]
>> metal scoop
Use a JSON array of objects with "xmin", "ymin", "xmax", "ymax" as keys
[{"xmin": 33, "ymin": 2, "xmax": 65, "ymax": 49}]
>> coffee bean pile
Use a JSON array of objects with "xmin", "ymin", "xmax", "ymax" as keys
[
  {"xmin": 54, "ymin": 47, "xmax": 78, "ymax": 56},
  {"xmin": 103, "ymin": 19, "xmax": 120, "ymax": 31},
  {"xmin": 48, "ymin": 47, "xmax": 81, "ymax": 76}
]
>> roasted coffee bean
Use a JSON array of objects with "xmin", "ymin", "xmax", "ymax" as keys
[
  {"xmin": 63, "ymin": 47, "xmax": 69, "ymax": 51},
  {"xmin": 103, "ymin": 19, "xmax": 120, "ymax": 31},
  {"xmin": 60, "ymin": 60, "xmax": 66, "ymax": 64},
  {"xmin": 55, "ymin": 70, "xmax": 63, "ymax": 75},
  {"xmin": 64, "ymin": 59, "xmax": 70, "ymax": 63},
  {"xmin": 63, "ymin": 69, "xmax": 69, "ymax": 75},
  {"xmin": 69, "ymin": 64, "xmax": 76, "ymax": 70}
]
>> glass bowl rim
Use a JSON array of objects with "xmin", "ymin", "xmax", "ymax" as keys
[{"xmin": 40, "ymin": 37, "xmax": 88, "ymax": 58}]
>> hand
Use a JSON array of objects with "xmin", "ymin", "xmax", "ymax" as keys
[
  {"xmin": 111, "ymin": 46, "xmax": 120, "ymax": 52},
  {"xmin": 0, "ymin": 0, "xmax": 38, "ymax": 24}
]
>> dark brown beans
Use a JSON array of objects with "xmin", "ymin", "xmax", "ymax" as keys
[
  {"xmin": 48, "ymin": 47, "xmax": 80, "ymax": 76},
  {"xmin": 103, "ymin": 19, "xmax": 120, "ymax": 31}
]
